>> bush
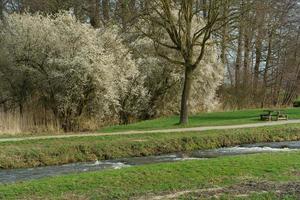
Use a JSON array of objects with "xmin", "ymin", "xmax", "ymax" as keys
[
  {"xmin": 293, "ymin": 100, "xmax": 300, "ymax": 107},
  {"xmin": 0, "ymin": 12, "xmax": 147, "ymax": 131}
]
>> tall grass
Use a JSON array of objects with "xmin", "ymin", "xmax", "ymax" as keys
[{"xmin": 0, "ymin": 107, "xmax": 61, "ymax": 135}]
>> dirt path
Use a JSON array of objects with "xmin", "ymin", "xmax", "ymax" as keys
[
  {"xmin": 1, "ymin": 120, "xmax": 300, "ymax": 143},
  {"xmin": 137, "ymin": 180, "xmax": 300, "ymax": 200}
]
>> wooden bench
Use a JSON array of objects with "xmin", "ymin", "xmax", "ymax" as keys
[
  {"xmin": 260, "ymin": 110, "xmax": 288, "ymax": 121},
  {"xmin": 260, "ymin": 110, "xmax": 273, "ymax": 121},
  {"xmin": 275, "ymin": 110, "xmax": 288, "ymax": 121}
]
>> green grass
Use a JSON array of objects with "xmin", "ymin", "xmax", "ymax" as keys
[
  {"xmin": 101, "ymin": 108, "xmax": 300, "ymax": 132},
  {"xmin": 1, "ymin": 152, "xmax": 300, "ymax": 200},
  {"xmin": 2, "ymin": 124, "xmax": 300, "ymax": 169},
  {"xmin": 1, "ymin": 108, "xmax": 299, "ymax": 138},
  {"xmin": 1, "ymin": 109, "xmax": 300, "ymax": 199}
]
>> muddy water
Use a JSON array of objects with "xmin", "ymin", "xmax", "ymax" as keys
[{"xmin": 1, "ymin": 141, "xmax": 299, "ymax": 184}]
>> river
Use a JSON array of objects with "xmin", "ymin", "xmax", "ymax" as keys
[{"xmin": 1, "ymin": 141, "xmax": 299, "ymax": 184}]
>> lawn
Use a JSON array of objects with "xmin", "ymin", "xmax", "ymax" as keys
[
  {"xmin": 1, "ymin": 152, "xmax": 300, "ymax": 199},
  {"xmin": 2, "ymin": 124, "xmax": 300, "ymax": 169},
  {"xmin": 101, "ymin": 108, "xmax": 300, "ymax": 132}
]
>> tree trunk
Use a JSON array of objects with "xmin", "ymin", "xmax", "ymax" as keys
[
  {"xmin": 261, "ymin": 33, "xmax": 273, "ymax": 107},
  {"xmin": 235, "ymin": 22, "xmax": 243, "ymax": 92},
  {"xmin": 115, "ymin": 0, "xmax": 128, "ymax": 29},
  {"xmin": 221, "ymin": 1, "xmax": 233, "ymax": 86},
  {"xmin": 179, "ymin": 67, "xmax": 193, "ymax": 124},
  {"xmin": 202, "ymin": 0, "xmax": 207, "ymax": 18},
  {"xmin": 253, "ymin": 37, "xmax": 262, "ymax": 96},
  {"xmin": 0, "ymin": 0, "xmax": 3, "ymax": 20},
  {"xmin": 89, "ymin": 0, "xmax": 101, "ymax": 28},
  {"xmin": 243, "ymin": 30, "xmax": 251, "ymax": 87},
  {"xmin": 118, "ymin": 0, "xmax": 132, "ymax": 30},
  {"xmin": 252, "ymin": 2, "xmax": 265, "ymax": 99},
  {"xmin": 102, "ymin": 0, "xmax": 110, "ymax": 22},
  {"xmin": 19, "ymin": 103, "xmax": 23, "ymax": 117}
]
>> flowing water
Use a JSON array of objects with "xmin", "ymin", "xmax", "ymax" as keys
[{"xmin": 1, "ymin": 141, "xmax": 300, "ymax": 184}]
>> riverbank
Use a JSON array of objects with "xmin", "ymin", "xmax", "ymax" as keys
[
  {"xmin": 1, "ymin": 151, "xmax": 300, "ymax": 199},
  {"xmin": 1, "ymin": 141, "xmax": 299, "ymax": 184},
  {"xmin": 1, "ymin": 124, "xmax": 300, "ymax": 169}
]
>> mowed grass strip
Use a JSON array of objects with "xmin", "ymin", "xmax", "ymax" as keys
[
  {"xmin": 1, "ymin": 124, "xmax": 300, "ymax": 169},
  {"xmin": 1, "ymin": 152, "xmax": 300, "ymax": 200},
  {"xmin": 101, "ymin": 108, "xmax": 300, "ymax": 132}
]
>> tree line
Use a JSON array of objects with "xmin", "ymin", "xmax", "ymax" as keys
[{"xmin": 0, "ymin": 0, "xmax": 299, "ymax": 132}]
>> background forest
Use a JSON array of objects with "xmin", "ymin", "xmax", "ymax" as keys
[{"xmin": 0, "ymin": 0, "xmax": 299, "ymax": 132}]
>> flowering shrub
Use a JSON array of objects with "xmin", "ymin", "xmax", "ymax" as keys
[{"xmin": 0, "ymin": 12, "xmax": 146, "ymax": 130}]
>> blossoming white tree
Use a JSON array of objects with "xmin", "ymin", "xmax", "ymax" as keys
[
  {"xmin": 0, "ymin": 12, "xmax": 146, "ymax": 130},
  {"xmin": 99, "ymin": 27, "xmax": 148, "ymax": 124}
]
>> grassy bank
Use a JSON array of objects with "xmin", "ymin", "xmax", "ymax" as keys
[
  {"xmin": 1, "ymin": 124, "xmax": 300, "ymax": 169},
  {"xmin": 101, "ymin": 108, "xmax": 300, "ymax": 132},
  {"xmin": 1, "ymin": 152, "xmax": 300, "ymax": 199}
]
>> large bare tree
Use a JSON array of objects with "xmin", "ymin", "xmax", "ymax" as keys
[{"xmin": 140, "ymin": 0, "xmax": 235, "ymax": 124}]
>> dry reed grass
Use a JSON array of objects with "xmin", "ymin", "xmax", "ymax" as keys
[{"xmin": 0, "ymin": 107, "xmax": 61, "ymax": 136}]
